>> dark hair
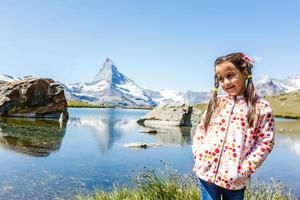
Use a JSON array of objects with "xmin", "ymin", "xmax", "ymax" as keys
[{"xmin": 204, "ymin": 52, "xmax": 256, "ymax": 131}]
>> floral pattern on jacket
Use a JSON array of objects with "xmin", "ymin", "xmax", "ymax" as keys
[{"xmin": 192, "ymin": 95, "xmax": 275, "ymax": 190}]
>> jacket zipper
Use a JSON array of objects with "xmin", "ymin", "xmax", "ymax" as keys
[{"xmin": 213, "ymin": 97, "xmax": 236, "ymax": 183}]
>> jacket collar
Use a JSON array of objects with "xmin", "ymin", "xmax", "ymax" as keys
[{"xmin": 223, "ymin": 94, "xmax": 246, "ymax": 103}]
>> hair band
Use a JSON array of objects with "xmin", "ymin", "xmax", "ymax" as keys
[
  {"xmin": 248, "ymin": 75, "xmax": 252, "ymax": 79},
  {"xmin": 213, "ymin": 88, "xmax": 218, "ymax": 92},
  {"xmin": 242, "ymin": 54, "xmax": 255, "ymax": 64}
]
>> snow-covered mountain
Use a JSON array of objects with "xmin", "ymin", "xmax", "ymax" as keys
[
  {"xmin": 143, "ymin": 88, "xmax": 211, "ymax": 105},
  {"xmin": 255, "ymin": 74, "xmax": 300, "ymax": 96},
  {"xmin": 62, "ymin": 58, "xmax": 157, "ymax": 107},
  {"xmin": 60, "ymin": 58, "xmax": 212, "ymax": 106},
  {"xmin": 49, "ymin": 69, "xmax": 300, "ymax": 106},
  {"xmin": 1, "ymin": 59, "xmax": 299, "ymax": 107}
]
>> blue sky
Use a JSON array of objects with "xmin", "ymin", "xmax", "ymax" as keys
[{"xmin": 1, "ymin": 0, "xmax": 299, "ymax": 92}]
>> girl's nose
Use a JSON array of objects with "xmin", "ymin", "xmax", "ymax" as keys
[{"xmin": 224, "ymin": 78, "xmax": 231, "ymax": 86}]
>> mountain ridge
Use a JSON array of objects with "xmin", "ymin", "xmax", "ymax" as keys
[{"xmin": 1, "ymin": 59, "xmax": 300, "ymax": 107}]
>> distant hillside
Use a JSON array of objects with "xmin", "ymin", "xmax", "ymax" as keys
[
  {"xmin": 265, "ymin": 89, "xmax": 300, "ymax": 119},
  {"xmin": 193, "ymin": 90, "xmax": 300, "ymax": 119}
]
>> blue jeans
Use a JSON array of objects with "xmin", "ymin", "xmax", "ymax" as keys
[{"xmin": 199, "ymin": 179, "xmax": 246, "ymax": 200}]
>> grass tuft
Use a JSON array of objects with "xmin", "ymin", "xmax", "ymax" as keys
[{"xmin": 72, "ymin": 164, "xmax": 296, "ymax": 200}]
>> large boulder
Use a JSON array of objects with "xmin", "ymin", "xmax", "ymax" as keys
[
  {"xmin": 137, "ymin": 102, "xmax": 205, "ymax": 127},
  {"xmin": 0, "ymin": 78, "xmax": 68, "ymax": 120}
]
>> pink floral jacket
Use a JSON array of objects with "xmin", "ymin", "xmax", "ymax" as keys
[{"xmin": 192, "ymin": 95, "xmax": 275, "ymax": 190}]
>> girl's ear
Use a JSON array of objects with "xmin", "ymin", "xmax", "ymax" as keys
[{"xmin": 242, "ymin": 70, "xmax": 248, "ymax": 80}]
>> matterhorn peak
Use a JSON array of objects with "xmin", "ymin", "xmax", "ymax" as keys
[
  {"xmin": 104, "ymin": 57, "xmax": 113, "ymax": 64},
  {"xmin": 93, "ymin": 58, "xmax": 128, "ymax": 85},
  {"xmin": 106, "ymin": 57, "xmax": 112, "ymax": 61}
]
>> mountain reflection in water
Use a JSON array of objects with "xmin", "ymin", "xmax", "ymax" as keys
[
  {"xmin": 69, "ymin": 117, "xmax": 136, "ymax": 153},
  {"xmin": 69, "ymin": 116, "xmax": 192, "ymax": 153}
]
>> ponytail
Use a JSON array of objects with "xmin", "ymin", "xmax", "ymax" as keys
[
  {"xmin": 204, "ymin": 74, "xmax": 219, "ymax": 132},
  {"xmin": 243, "ymin": 65, "xmax": 256, "ymax": 127}
]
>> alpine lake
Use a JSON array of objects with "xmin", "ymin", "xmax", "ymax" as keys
[{"xmin": 0, "ymin": 108, "xmax": 299, "ymax": 199}]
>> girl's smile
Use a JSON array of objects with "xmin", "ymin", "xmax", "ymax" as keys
[{"xmin": 216, "ymin": 62, "xmax": 248, "ymax": 97}]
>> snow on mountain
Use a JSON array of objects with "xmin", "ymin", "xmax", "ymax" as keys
[
  {"xmin": 280, "ymin": 73, "xmax": 300, "ymax": 92},
  {"xmin": 62, "ymin": 58, "xmax": 211, "ymax": 106},
  {"xmin": 63, "ymin": 58, "xmax": 157, "ymax": 107},
  {"xmin": 141, "ymin": 88, "xmax": 210, "ymax": 105},
  {"xmin": 256, "ymin": 75, "xmax": 271, "ymax": 84},
  {"xmin": 93, "ymin": 58, "xmax": 126, "ymax": 84},
  {"xmin": 255, "ymin": 73, "xmax": 300, "ymax": 96},
  {"xmin": 0, "ymin": 74, "xmax": 22, "ymax": 83},
  {"xmin": 153, "ymin": 89, "xmax": 184, "ymax": 105},
  {"xmin": 64, "ymin": 66, "xmax": 300, "ymax": 105}
]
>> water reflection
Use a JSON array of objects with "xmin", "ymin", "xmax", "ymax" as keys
[
  {"xmin": 274, "ymin": 119, "xmax": 300, "ymax": 158},
  {"xmin": 0, "ymin": 109, "xmax": 299, "ymax": 199},
  {"xmin": 0, "ymin": 117, "xmax": 66, "ymax": 157},
  {"xmin": 280, "ymin": 136, "xmax": 300, "ymax": 158},
  {"xmin": 69, "ymin": 117, "xmax": 137, "ymax": 153},
  {"xmin": 138, "ymin": 125, "xmax": 192, "ymax": 147}
]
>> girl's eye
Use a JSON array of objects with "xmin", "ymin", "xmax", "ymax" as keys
[
  {"xmin": 218, "ymin": 77, "xmax": 224, "ymax": 82},
  {"xmin": 227, "ymin": 74, "xmax": 234, "ymax": 79}
]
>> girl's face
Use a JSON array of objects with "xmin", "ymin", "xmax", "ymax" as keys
[{"xmin": 216, "ymin": 62, "xmax": 248, "ymax": 97}]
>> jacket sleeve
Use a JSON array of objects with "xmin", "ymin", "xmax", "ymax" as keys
[
  {"xmin": 192, "ymin": 110, "xmax": 207, "ymax": 162},
  {"xmin": 243, "ymin": 103, "xmax": 275, "ymax": 175}
]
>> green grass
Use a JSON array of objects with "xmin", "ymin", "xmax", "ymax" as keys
[
  {"xmin": 67, "ymin": 100, "xmax": 152, "ymax": 110},
  {"xmin": 67, "ymin": 100, "xmax": 115, "ymax": 108},
  {"xmin": 72, "ymin": 166, "xmax": 296, "ymax": 200},
  {"xmin": 265, "ymin": 89, "xmax": 300, "ymax": 119}
]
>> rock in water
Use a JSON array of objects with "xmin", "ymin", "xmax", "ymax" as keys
[
  {"xmin": 0, "ymin": 78, "xmax": 68, "ymax": 120},
  {"xmin": 137, "ymin": 102, "xmax": 206, "ymax": 127},
  {"xmin": 137, "ymin": 102, "xmax": 193, "ymax": 127},
  {"xmin": 123, "ymin": 142, "xmax": 162, "ymax": 149}
]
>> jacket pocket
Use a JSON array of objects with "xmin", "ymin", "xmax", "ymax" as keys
[
  {"xmin": 241, "ymin": 159, "xmax": 255, "ymax": 176},
  {"xmin": 194, "ymin": 142, "xmax": 215, "ymax": 174},
  {"xmin": 227, "ymin": 160, "xmax": 251, "ymax": 188}
]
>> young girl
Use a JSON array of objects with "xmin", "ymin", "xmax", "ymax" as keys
[{"xmin": 192, "ymin": 52, "xmax": 275, "ymax": 200}]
